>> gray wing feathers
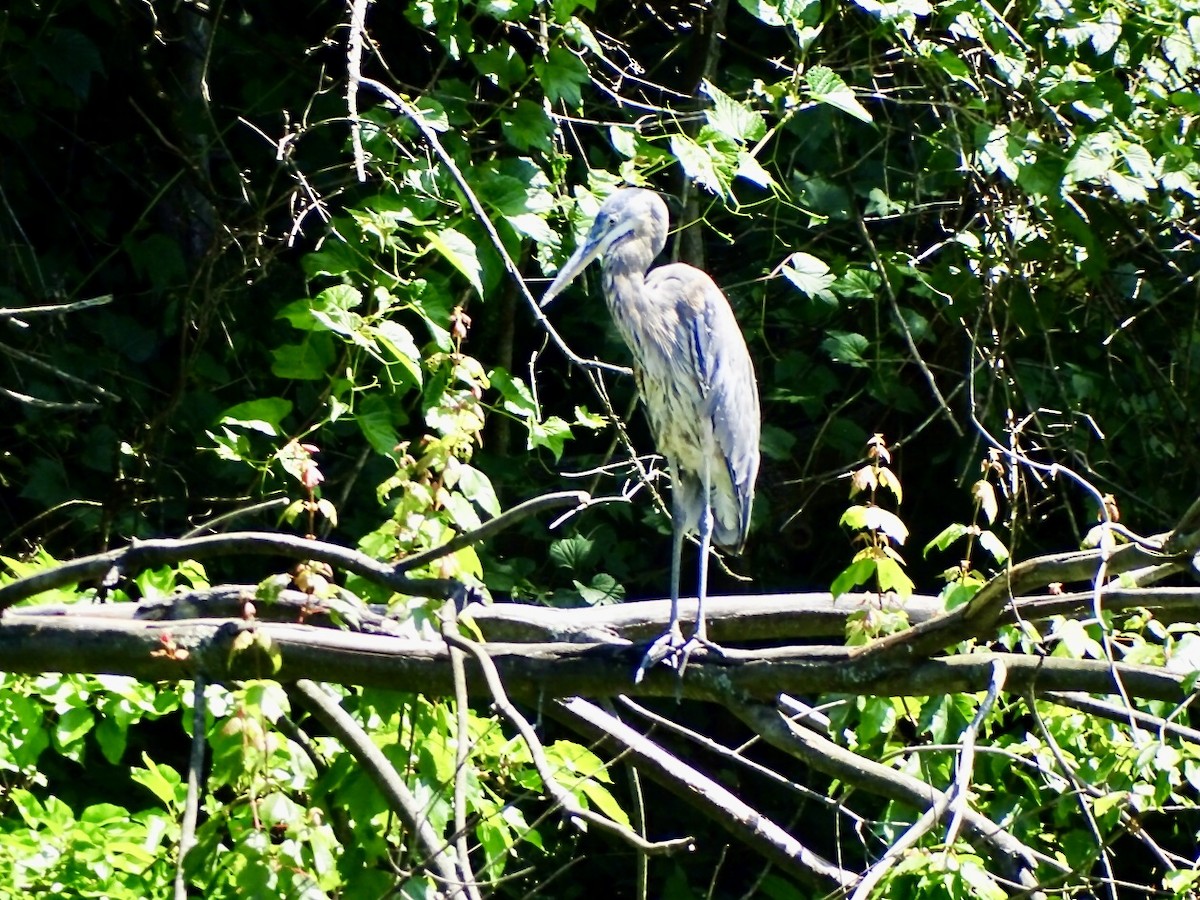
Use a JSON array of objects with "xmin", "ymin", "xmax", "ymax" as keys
[{"xmin": 658, "ymin": 267, "xmax": 760, "ymax": 552}]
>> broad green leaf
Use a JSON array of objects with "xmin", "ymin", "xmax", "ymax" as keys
[
  {"xmin": 1066, "ymin": 131, "xmax": 1116, "ymax": 183},
  {"xmin": 924, "ymin": 522, "xmax": 969, "ymax": 556},
  {"xmin": 491, "ymin": 367, "xmax": 539, "ymax": 417},
  {"xmin": 736, "ymin": 150, "xmax": 777, "ymax": 188},
  {"xmin": 457, "ymin": 464, "xmax": 501, "ymax": 517},
  {"xmin": 805, "ymin": 66, "xmax": 873, "ymax": 123},
  {"xmin": 426, "ymin": 228, "xmax": 483, "ymax": 296},
  {"xmin": 820, "ymin": 330, "xmax": 870, "ymax": 366},
  {"xmin": 575, "ymin": 777, "xmax": 631, "ymax": 825},
  {"xmin": 218, "ymin": 398, "xmax": 293, "ymax": 436},
  {"xmin": 270, "ymin": 334, "xmax": 335, "ymax": 381},
  {"xmin": 500, "ymin": 98, "xmax": 554, "ymax": 152},
  {"xmin": 958, "ymin": 857, "xmax": 1007, "ymax": 900},
  {"xmin": 374, "ymin": 319, "xmax": 423, "ymax": 388},
  {"xmin": 356, "ymin": 395, "xmax": 401, "ymax": 456},
  {"xmin": 874, "ymin": 556, "xmax": 914, "ymax": 596},
  {"xmin": 573, "ymin": 573, "xmax": 624, "ymax": 605},
  {"xmin": 830, "ymin": 557, "xmax": 876, "ymax": 597},
  {"xmin": 977, "ymin": 530, "xmax": 1009, "ymax": 564},
  {"xmin": 131, "ymin": 753, "xmax": 184, "ymax": 810},
  {"xmin": 533, "ymin": 46, "xmax": 590, "ymax": 106},
  {"xmin": 781, "ymin": 251, "xmax": 836, "ymax": 302},
  {"xmin": 529, "ymin": 415, "xmax": 572, "ymax": 460},
  {"xmin": 670, "ymin": 132, "xmax": 736, "ymax": 198},
  {"xmin": 862, "ymin": 506, "xmax": 908, "ymax": 543},
  {"xmin": 702, "ymin": 80, "xmax": 767, "ymax": 142},
  {"xmin": 550, "ymin": 534, "xmax": 595, "ymax": 570},
  {"xmin": 53, "ymin": 704, "xmax": 94, "ymax": 751},
  {"xmin": 737, "ymin": 0, "xmax": 818, "ymax": 27}
]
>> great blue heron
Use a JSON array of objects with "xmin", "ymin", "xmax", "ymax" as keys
[{"xmin": 540, "ymin": 188, "xmax": 760, "ymax": 680}]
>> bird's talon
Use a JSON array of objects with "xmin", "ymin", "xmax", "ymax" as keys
[{"xmin": 635, "ymin": 631, "xmax": 724, "ymax": 682}]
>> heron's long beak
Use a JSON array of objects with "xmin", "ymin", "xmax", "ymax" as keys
[{"xmin": 540, "ymin": 232, "xmax": 606, "ymax": 308}]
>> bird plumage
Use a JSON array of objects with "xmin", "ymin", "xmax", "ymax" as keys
[{"xmin": 541, "ymin": 187, "xmax": 760, "ymax": 678}]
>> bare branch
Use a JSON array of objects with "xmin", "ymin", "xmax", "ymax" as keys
[
  {"xmin": 551, "ymin": 697, "xmax": 856, "ymax": 890},
  {"xmin": 174, "ymin": 677, "xmax": 207, "ymax": 900},
  {"xmin": 0, "ymin": 531, "xmax": 460, "ymax": 613},
  {"xmin": 0, "ymin": 612, "xmax": 1189, "ymax": 704},
  {"xmin": 731, "ymin": 699, "xmax": 1060, "ymax": 892},
  {"xmin": 395, "ymin": 490, "xmax": 589, "ymax": 574}
]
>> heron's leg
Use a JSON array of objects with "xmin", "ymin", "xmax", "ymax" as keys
[
  {"xmin": 667, "ymin": 510, "xmax": 685, "ymax": 636},
  {"xmin": 634, "ymin": 465, "xmax": 689, "ymax": 684},
  {"xmin": 693, "ymin": 493, "xmax": 713, "ymax": 644}
]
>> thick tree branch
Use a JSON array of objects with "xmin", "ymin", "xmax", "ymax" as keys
[
  {"xmin": 0, "ymin": 612, "xmax": 1187, "ymax": 704},
  {"xmin": 850, "ymin": 537, "xmax": 1191, "ymax": 670}
]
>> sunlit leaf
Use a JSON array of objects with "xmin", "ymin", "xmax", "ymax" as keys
[
  {"xmin": 805, "ymin": 65, "xmax": 873, "ymax": 123},
  {"xmin": 426, "ymin": 228, "xmax": 483, "ymax": 296}
]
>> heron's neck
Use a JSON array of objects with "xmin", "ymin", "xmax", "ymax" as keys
[{"xmin": 600, "ymin": 239, "xmax": 657, "ymax": 312}]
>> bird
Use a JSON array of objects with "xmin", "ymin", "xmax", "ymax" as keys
[{"xmin": 540, "ymin": 188, "xmax": 760, "ymax": 681}]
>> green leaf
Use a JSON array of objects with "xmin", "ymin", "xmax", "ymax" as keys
[
  {"xmin": 977, "ymin": 530, "xmax": 1009, "ymax": 564},
  {"xmin": 270, "ymin": 334, "xmax": 336, "ymax": 381},
  {"xmin": 426, "ymin": 228, "xmax": 483, "ymax": 296},
  {"xmin": 574, "ymin": 573, "xmax": 624, "ymax": 605},
  {"xmin": 805, "ymin": 66, "xmax": 873, "ymax": 123},
  {"xmin": 550, "ymin": 534, "xmax": 595, "ymax": 571},
  {"xmin": 671, "ymin": 132, "xmax": 737, "ymax": 198},
  {"xmin": 500, "ymin": 98, "xmax": 554, "ymax": 151},
  {"xmin": 781, "ymin": 251, "xmax": 836, "ymax": 303},
  {"xmin": 575, "ymin": 776, "xmax": 631, "ymax": 825},
  {"xmin": 736, "ymin": 0, "xmax": 818, "ymax": 28},
  {"xmin": 924, "ymin": 522, "xmax": 969, "ymax": 556},
  {"xmin": 820, "ymin": 331, "xmax": 870, "ymax": 366},
  {"xmin": 374, "ymin": 319, "xmax": 423, "ymax": 388},
  {"xmin": 356, "ymin": 394, "xmax": 401, "ymax": 456},
  {"xmin": 840, "ymin": 505, "xmax": 870, "ymax": 531},
  {"xmin": 702, "ymin": 80, "xmax": 767, "ymax": 142},
  {"xmin": 491, "ymin": 368, "xmax": 539, "ymax": 417},
  {"xmin": 862, "ymin": 506, "xmax": 907, "ymax": 543},
  {"xmin": 131, "ymin": 752, "xmax": 184, "ymax": 810},
  {"xmin": 533, "ymin": 46, "xmax": 590, "ymax": 106},
  {"xmin": 874, "ymin": 556, "xmax": 914, "ymax": 597},
  {"xmin": 958, "ymin": 857, "xmax": 1007, "ymax": 900},
  {"xmin": 457, "ymin": 464, "xmax": 501, "ymax": 517},
  {"xmin": 1066, "ymin": 131, "xmax": 1116, "ymax": 184},
  {"xmin": 218, "ymin": 398, "xmax": 293, "ymax": 436},
  {"xmin": 54, "ymin": 704, "xmax": 94, "ymax": 751},
  {"xmin": 529, "ymin": 415, "xmax": 572, "ymax": 460},
  {"xmin": 735, "ymin": 150, "xmax": 778, "ymax": 189},
  {"xmin": 831, "ymin": 557, "xmax": 876, "ymax": 597}
]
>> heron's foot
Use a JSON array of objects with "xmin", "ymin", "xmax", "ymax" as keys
[{"xmin": 634, "ymin": 628, "xmax": 723, "ymax": 683}]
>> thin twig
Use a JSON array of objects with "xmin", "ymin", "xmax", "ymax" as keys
[
  {"xmin": 182, "ymin": 497, "xmax": 290, "ymax": 538},
  {"xmin": 0, "ymin": 294, "xmax": 114, "ymax": 320},
  {"xmin": 552, "ymin": 696, "xmax": 855, "ymax": 889},
  {"xmin": 395, "ymin": 490, "xmax": 588, "ymax": 573},
  {"xmin": 174, "ymin": 677, "xmax": 207, "ymax": 900},
  {"xmin": 442, "ymin": 609, "xmax": 484, "ymax": 900},
  {"xmin": 0, "ymin": 340, "xmax": 122, "ymax": 401}
]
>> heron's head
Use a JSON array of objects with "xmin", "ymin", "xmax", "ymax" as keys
[{"xmin": 540, "ymin": 188, "xmax": 669, "ymax": 307}]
